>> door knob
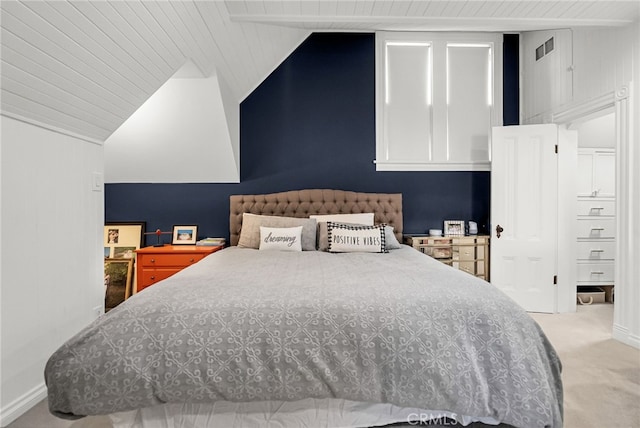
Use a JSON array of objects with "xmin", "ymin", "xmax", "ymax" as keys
[{"xmin": 496, "ymin": 225, "xmax": 504, "ymax": 238}]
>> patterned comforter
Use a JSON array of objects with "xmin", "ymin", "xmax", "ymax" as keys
[{"xmin": 45, "ymin": 246, "xmax": 563, "ymax": 427}]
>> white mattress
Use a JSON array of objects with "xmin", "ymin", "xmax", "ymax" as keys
[{"xmin": 110, "ymin": 398, "xmax": 500, "ymax": 428}]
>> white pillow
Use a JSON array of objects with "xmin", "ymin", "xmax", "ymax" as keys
[
  {"xmin": 310, "ymin": 213, "xmax": 374, "ymax": 225},
  {"xmin": 259, "ymin": 226, "xmax": 303, "ymax": 252},
  {"xmin": 238, "ymin": 213, "xmax": 317, "ymax": 250},
  {"xmin": 327, "ymin": 222, "xmax": 387, "ymax": 253}
]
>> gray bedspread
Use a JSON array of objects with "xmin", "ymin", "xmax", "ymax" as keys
[{"xmin": 45, "ymin": 246, "xmax": 562, "ymax": 427}]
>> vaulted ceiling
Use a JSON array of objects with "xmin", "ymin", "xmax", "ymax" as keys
[
  {"xmin": 0, "ymin": 1, "xmax": 308, "ymax": 141},
  {"xmin": 1, "ymin": 1, "xmax": 639, "ymax": 143}
]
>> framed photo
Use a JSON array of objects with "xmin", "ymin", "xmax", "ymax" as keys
[
  {"xmin": 172, "ymin": 225, "xmax": 198, "ymax": 245},
  {"xmin": 104, "ymin": 258, "xmax": 133, "ymax": 312},
  {"xmin": 104, "ymin": 222, "xmax": 145, "ymax": 258},
  {"xmin": 444, "ymin": 220, "xmax": 465, "ymax": 236}
]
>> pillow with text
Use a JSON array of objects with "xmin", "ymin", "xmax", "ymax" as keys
[
  {"xmin": 259, "ymin": 226, "xmax": 303, "ymax": 251},
  {"xmin": 327, "ymin": 222, "xmax": 387, "ymax": 253}
]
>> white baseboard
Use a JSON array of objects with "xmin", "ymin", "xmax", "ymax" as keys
[
  {"xmin": 613, "ymin": 323, "xmax": 640, "ymax": 350},
  {"xmin": 0, "ymin": 383, "xmax": 47, "ymax": 427}
]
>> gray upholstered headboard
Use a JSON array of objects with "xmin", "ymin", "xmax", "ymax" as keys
[{"xmin": 229, "ymin": 189, "xmax": 403, "ymax": 246}]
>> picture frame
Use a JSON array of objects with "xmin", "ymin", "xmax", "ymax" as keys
[
  {"xmin": 104, "ymin": 222, "xmax": 145, "ymax": 258},
  {"xmin": 172, "ymin": 225, "xmax": 198, "ymax": 245},
  {"xmin": 444, "ymin": 220, "xmax": 465, "ymax": 236},
  {"xmin": 104, "ymin": 258, "xmax": 133, "ymax": 312}
]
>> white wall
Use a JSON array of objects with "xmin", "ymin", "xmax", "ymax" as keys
[
  {"xmin": 572, "ymin": 25, "xmax": 637, "ymax": 106},
  {"xmin": 521, "ymin": 29, "xmax": 573, "ymax": 122},
  {"xmin": 0, "ymin": 116, "xmax": 104, "ymax": 426},
  {"xmin": 104, "ymin": 74, "xmax": 238, "ymax": 184},
  {"xmin": 522, "ymin": 21, "xmax": 640, "ymax": 347},
  {"xmin": 576, "ymin": 112, "xmax": 615, "ymax": 148}
]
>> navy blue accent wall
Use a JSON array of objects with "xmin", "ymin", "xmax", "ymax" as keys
[
  {"xmin": 503, "ymin": 33, "xmax": 520, "ymax": 126},
  {"xmin": 107, "ymin": 33, "xmax": 517, "ymax": 245}
]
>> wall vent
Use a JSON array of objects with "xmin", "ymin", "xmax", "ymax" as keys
[
  {"xmin": 535, "ymin": 37, "xmax": 555, "ymax": 61},
  {"xmin": 545, "ymin": 37, "xmax": 555, "ymax": 54}
]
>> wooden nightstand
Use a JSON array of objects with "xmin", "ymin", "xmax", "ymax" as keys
[
  {"xmin": 404, "ymin": 235, "xmax": 490, "ymax": 281},
  {"xmin": 134, "ymin": 245, "xmax": 223, "ymax": 292}
]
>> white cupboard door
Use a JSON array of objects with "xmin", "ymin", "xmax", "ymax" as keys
[
  {"xmin": 491, "ymin": 124, "xmax": 558, "ymax": 313},
  {"xmin": 577, "ymin": 149, "xmax": 616, "ymax": 197},
  {"xmin": 593, "ymin": 151, "xmax": 615, "ymax": 197},
  {"xmin": 577, "ymin": 152, "xmax": 594, "ymax": 197}
]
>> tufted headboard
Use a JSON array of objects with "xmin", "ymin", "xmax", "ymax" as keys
[{"xmin": 229, "ymin": 189, "xmax": 403, "ymax": 246}]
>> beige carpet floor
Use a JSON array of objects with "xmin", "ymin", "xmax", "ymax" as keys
[
  {"xmin": 529, "ymin": 304, "xmax": 640, "ymax": 428},
  {"xmin": 7, "ymin": 304, "xmax": 639, "ymax": 428}
]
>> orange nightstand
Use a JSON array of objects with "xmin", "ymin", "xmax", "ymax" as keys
[{"xmin": 134, "ymin": 245, "xmax": 223, "ymax": 293}]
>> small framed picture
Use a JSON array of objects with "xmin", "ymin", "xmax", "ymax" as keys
[
  {"xmin": 172, "ymin": 225, "xmax": 198, "ymax": 245},
  {"xmin": 444, "ymin": 220, "xmax": 465, "ymax": 236},
  {"xmin": 104, "ymin": 222, "xmax": 145, "ymax": 258}
]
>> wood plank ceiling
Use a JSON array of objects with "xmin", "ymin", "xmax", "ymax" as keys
[
  {"xmin": 0, "ymin": 0, "xmax": 309, "ymax": 141},
  {"xmin": 1, "ymin": 1, "xmax": 639, "ymax": 142}
]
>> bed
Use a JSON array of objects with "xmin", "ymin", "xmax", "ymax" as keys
[{"xmin": 45, "ymin": 189, "xmax": 563, "ymax": 428}]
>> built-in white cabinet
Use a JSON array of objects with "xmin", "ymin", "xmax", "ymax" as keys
[
  {"xmin": 577, "ymin": 149, "xmax": 616, "ymax": 197},
  {"xmin": 520, "ymin": 29, "xmax": 572, "ymax": 123},
  {"xmin": 576, "ymin": 148, "xmax": 615, "ymax": 302}
]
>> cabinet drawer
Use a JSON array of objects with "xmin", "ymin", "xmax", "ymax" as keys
[
  {"xmin": 139, "ymin": 269, "xmax": 181, "ymax": 290},
  {"xmin": 428, "ymin": 247, "xmax": 452, "ymax": 259},
  {"xmin": 577, "ymin": 199, "xmax": 615, "ymax": 217},
  {"xmin": 453, "ymin": 261, "xmax": 487, "ymax": 279},
  {"xmin": 576, "ymin": 218, "xmax": 615, "ymax": 239},
  {"xmin": 576, "ymin": 241, "xmax": 615, "ymax": 260},
  {"xmin": 140, "ymin": 253, "xmax": 206, "ymax": 268},
  {"xmin": 577, "ymin": 262, "xmax": 614, "ymax": 283},
  {"xmin": 454, "ymin": 261, "xmax": 477, "ymax": 276},
  {"xmin": 457, "ymin": 246, "xmax": 476, "ymax": 261}
]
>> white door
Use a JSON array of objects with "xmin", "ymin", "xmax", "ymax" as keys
[{"xmin": 491, "ymin": 124, "xmax": 558, "ymax": 313}]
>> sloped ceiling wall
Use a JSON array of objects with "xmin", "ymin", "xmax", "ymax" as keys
[
  {"xmin": 0, "ymin": 0, "xmax": 310, "ymax": 142},
  {"xmin": 3, "ymin": 1, "xmax": 638, "ymax": 143},
  {"xmin": 104, "ymin": 70, "xmax": 241, "ymax": 183}
]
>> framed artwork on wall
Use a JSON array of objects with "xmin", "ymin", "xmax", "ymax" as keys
[
  {"xmin": 104, "ymin": 222, "xmax": 145, "ymax": 258},
  {"xmin": 104, "ymin": 258, "xmax": 133, "ymax": 311},
  {"xmin": 172, "ymin": 225, "xmax": 198, "ymax": 245}
]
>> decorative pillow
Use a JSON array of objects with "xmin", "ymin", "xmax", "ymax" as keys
[
  {"xmin": 238, "ymin": 213, "xmax": 317, "ymax": 251},
  {"xmin": 311, "ymin": 213, "xmax": 374, "ymax": 251},
  {"xmin": 327, "ymin": 222, "xmax": 387, "ymax": 253},
  {"xmin": 316, "ymin": 222, "xmax": 360, "ymax": 251},
  {"xmin": 259, "ymin": 226, "xmax": 302, "ymax": 251},
  {"xmin": 384, "ymin": 225, "xmax": 402, "ymax": 250}
]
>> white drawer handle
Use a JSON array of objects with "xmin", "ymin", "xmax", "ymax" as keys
[
  {"xmin": 590, "ymin": 207, "xmax": 604, "ymax": 211},
  {"xmin": 590, "ymin": 249, "xmax": 604, "ymax": 253},
  {"xmin": 591, "ymin": 271, "xmax": 604, "ymax": 275},
  {"xmin": 591, "ymin": 227, "xmax": 604, "ymax": 231}
]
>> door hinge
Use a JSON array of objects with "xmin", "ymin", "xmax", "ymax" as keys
[
  {"xmin": 555, "ymin": 145, "xmax": 558, "ymax": 154},
  {"xmin": 553, "ymin": 275, "xmax": 557, "ymax": 285}
]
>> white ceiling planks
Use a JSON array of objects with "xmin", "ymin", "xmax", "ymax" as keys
[
  {"xmin": 228, "ymin": 0, "xmax": 640, "ymax": 31},
  {"xmin": 193, "ymin": 1, "xmax": 309, "ymax": 99},
  {"xmin": 2, "ymin": 0, "xmax": 639, "ymax": 143},
  {"xmin": 0, "ymin": 0, "xmax": 309, "ymax": 142}
]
